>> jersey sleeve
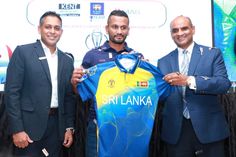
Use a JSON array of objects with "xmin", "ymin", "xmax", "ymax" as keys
[
  {"xmin": 141, "ymin": 61, "xmax": 172, "ymax": 101},
  {"xmin": 77, "ymin": 65, "xmax": 99, "ymax": 102},
  {"xmin": 154, "ymin": 66, "xmax": 172, "ymax": 101}
]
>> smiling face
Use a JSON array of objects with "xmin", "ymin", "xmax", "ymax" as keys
[
  {"xmin": 105, "ymin": 15, "xmax": 130, "ymax": 45},
  {"xmin": 170, "ymin": 16, "xmax": 195, "ymax": 49},
  {"xmin": 38, "ymin": 15, "xmax": 63, "ymax": 52}
]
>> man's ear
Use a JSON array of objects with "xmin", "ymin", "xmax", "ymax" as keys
[
  {"xmin": 105, "ymin": 25, "xmax": 109, "ymax": 34},
  {"xmin": 38, "ymin": 26, "xmax": 41, "ymax": 35}
]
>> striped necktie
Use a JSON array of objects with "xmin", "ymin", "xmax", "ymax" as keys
[{"xmin": 181, "ymin": 50, "xmax": 190, "ymax": 119}]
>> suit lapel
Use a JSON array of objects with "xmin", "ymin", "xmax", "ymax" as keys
[
  {"xmin": 170, "ymin": 49, "xmax": 179, "ymax": 72},
  {"xmin": 170, "ymin": 49, "xmax": 182, "ymax": 94},
  {"xmin": 34, "ymin": 40, "xmax": 51, "ymax": 82},
  {"xmin": 57, "ymin": 51, "xmax": 64, "ymax": 88},
  {"xmin": 188, "ymin": 44, "xmax": 202, "ymax": 76}
]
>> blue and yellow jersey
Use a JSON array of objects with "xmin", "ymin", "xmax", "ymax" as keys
[{"xmin": 78, "ymin": 54, "xmax": 171, "ymax": 157}]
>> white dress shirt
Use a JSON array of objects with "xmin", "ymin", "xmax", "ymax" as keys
[{"xmin": 41, "ymin": 41, "xmax": 59, "ymax": 108}]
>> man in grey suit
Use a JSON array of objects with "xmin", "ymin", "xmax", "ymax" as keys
[
  {"xmin": 158, "ymin": 15, "xmax": 231, "ymax": 157},
  {"xmin": 5, "ymin": 11, "xmax": 75, "ymax": 157}
]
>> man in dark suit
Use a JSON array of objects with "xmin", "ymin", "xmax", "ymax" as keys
[
  {"xmin": 158, "ymin": 15, "xmax": 231, "ymax": 157},
  {"xmin": 5, "ymin": 11, "xmax": 75, "ymax": 157}
]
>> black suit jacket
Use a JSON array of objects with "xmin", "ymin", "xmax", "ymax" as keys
[{"xmin": 5, "ymin": 40, "xmax": 75, "ymax": 141}]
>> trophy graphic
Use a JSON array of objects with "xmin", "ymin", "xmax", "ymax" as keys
[
  {"xmin": 85, "ymin": 30, "xmax": 108, "ymax": 49},
  {"xmin": 91, "ymin": 31, "xmax": 102, "ymax": 48}
]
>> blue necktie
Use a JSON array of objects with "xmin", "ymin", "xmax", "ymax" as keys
[{"xmin": 181, "ymin": 50, "xmax": 190, "ymax": 119}]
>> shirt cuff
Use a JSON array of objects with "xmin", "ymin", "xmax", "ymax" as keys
[
  {"xmin": 187, "ymin": 76, "xmax": 196, "ymax": 90},
  {"xmin": 66, "ymin": 127, "xmax": 75, "ymax": 134}
]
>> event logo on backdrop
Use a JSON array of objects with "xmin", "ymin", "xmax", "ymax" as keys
[
  {"xmin": 25, "ymin": 0, "xmax": 168, "ymax": 65},
  {"xmin": 90, "ymin": 2, "xmax": 105, "ymax": 22},
  {"xmin": 85, "ymin": 31, "xmax": 108, "ymax": 49}
]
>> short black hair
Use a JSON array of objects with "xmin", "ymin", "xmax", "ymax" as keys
[
  {"xmin": 107, "ymin": 10, "xmax": 129, "ymax": 24},
  {"xmin": 39, "ymin": 11, "xmax": 62, "ymax": 26}
]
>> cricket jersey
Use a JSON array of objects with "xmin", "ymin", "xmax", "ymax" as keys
[
  {"xmin": 78, "ymin": 54, "xmax": 171, "ymax": 157},
  {"xmin": 82, "ymin": 41, "xmax": 143, "ymax": 121}
]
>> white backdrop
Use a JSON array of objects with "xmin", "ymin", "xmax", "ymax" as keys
[{"xmin": 0, "ymin": 0, "xmax": 212, "ymax": 90}]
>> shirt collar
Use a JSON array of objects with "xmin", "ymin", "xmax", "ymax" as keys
[
  {"xmin": 177, "ymin": 42, "xmax": 194, "ymax": 55},
  {"xmin": 40, "ymin": 40, "xmax": 58, "ymax": 56},
  {"xmin": 101, "ymin": 41, "xmax": 133, "ymax": 53}
]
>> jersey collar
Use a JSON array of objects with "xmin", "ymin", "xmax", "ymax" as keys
[
  {"xmin": 115, "ymin": 54, "xmax": 140, "ymax": 74},
  {"xmin": 101, "ymin": 41, "xmax": 133, "ymax": 53}
]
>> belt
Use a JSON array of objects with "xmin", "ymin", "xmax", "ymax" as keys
[{"xmin": 49, "ymin": 108, "xmax": 58, "ymax": 115}]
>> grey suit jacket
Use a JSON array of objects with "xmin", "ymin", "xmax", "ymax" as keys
[{"xmin": 5, "ymin": 40, "xmax": 75, "ymax": 141}]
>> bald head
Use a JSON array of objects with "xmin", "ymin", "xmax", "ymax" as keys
[{"xmin": 169, "ymin": 15, "xmax": 195, "ymax": 49}]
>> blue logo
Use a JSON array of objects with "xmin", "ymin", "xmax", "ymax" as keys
[
  {"xmin": 90, "ymin": 3, "xmax": 104, "ymax": 15},
  {"xmin": 90, "ymin": 3, "xmax": 105, "ymax": 21}
]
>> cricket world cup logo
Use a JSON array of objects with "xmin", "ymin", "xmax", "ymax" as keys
[{"xmin": 85, "ymin": 30, "xmax": 107, "ymax": 49}]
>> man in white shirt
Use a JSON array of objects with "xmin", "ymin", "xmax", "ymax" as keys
[{"xmin": 5, "ymin": 11, "xmax": 75, "ymax": 157}]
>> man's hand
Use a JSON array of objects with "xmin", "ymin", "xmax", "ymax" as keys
[
  {"xmin": 71, "ymin": 67, "xmax": 85, "ymax": 93},
  {"xmin": 163, "ymin": 72, "xmax": 189, "ymax": 86},
  {"xmin": 13, "ymin": 131, "xmax": 33, "ymax": 148},
  {"xmin": 63, "ymin": 129, "xmax": 74, "ymax": 148}
]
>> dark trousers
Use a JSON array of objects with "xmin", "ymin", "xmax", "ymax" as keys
[
  {"xmin": 166, "ymin": 118, "xmax": 225, "ymax": 157},
  {"xmin": 13, "ymin": 113, "xmax": 61, "ymax": 157}
]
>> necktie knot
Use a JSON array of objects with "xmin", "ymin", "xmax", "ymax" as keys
[{"xmin": 183, "ymin": 49, "xmax": 187, "ymax": 54}]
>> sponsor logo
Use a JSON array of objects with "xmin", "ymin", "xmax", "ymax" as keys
[
  {"xmin": 90, "ymin": 3, "xmax": 105, "ymax": 21},
  {"xmin": 26, "ymin": 1, "xmax": 81, "ymax": 26},
  {"xmin": 90, "ymin": 3, "xmax": 104, "ymax": 15},
  {"xmin": 58, "ymin": 3, "xmax": 81, "ymax": 16}
]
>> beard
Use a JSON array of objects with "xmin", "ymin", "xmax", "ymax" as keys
[{"xmin": 109, "ymin": 34, "xmax": 127, "ymax": 44}]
